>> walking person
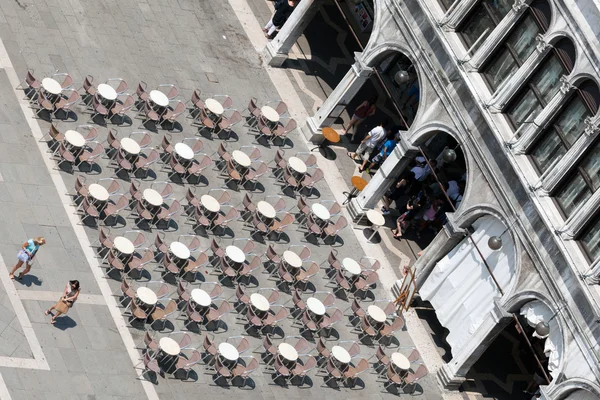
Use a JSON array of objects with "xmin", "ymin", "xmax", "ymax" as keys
[
  {"xmin": 347, "ymin": 119, "xmax": 389, "ymax": 172},
  {"xmin": 45, "ymin": 280, "xmax": 80, "ymax": 324},
  {"xmin": 363, "ymin": 132, "xmax": 400, "ymax": 174},
  {"xmin": 342, "ymin": 96, "xmax": 378, "ymax": 141},
  {"xmin": 9, "ymin": 237, "xmax": 46, "ymax": 280},
  {"xmin": 263, "ymin": 0, "xmax": 297, "ymax": 39}
]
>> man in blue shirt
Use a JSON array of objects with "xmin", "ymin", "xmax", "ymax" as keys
[{"xmin": 363, "ymin": 133, "xmax": 400, "ymax": 173}]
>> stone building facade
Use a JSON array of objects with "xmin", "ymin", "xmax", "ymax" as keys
[{"xmin": 265, "ymin": 0, "xmax": 600, "ymax": 397}]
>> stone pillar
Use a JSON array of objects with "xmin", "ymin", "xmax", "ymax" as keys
[
  {"xmin": 438, "ymin": 0, "xmax": 479, "ymax": 29},
  {"xmin": 559, "ymin": 187, "xmax": 600, "ymax": 240},
  {"xmin": 437, "ymin": 299, "xmax": 513, "ymax": 389},
  {"xmin": 262, "ymin": 0, "xmax": 324, "ymax": 67},
  {"xmin": 415, "ymin": 213, "xmax": 467, "ymax": 289},
  {"xmin": 299, "ymin": 52, "xmax": 373, "ymax": 142},
  {"xmin": 347, "ymin": 139, "xmax": 419, "ymax": 221}
]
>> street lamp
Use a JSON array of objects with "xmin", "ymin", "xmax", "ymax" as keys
[
  {"xmin": 535, "ymin": 321, "xmax": 550, "ymax": 337},
  {"xmin": 394, "ymin": 70, "xmax": 411, "ymax": 85},
  {"xmin": 488, "ymin": 235, "xmax": 503, "ymax": 250},
  {"xmin": 442, "ymin": 148, "xmax": 457, "ymax": 163}
]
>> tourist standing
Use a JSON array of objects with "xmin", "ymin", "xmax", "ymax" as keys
[
  {"xmin": 343, "ymin": 96, "xmax": 378, "ymax": 141},
  {"xmin": 9, "ymin": 237, "xmax": 46, "ymax": 280},
  {"xmin": 264, "ymin": 0, "xmax": 297, "ymax": 39},
  {"xmin": 348, "ymin": 119, "xmax": 389, "ymax": 172}
]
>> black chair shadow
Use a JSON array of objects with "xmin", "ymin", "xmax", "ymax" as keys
[
  {"xmin": 361, "ymin": 228, "xmax": 382, "ymax": 244},
  {"xmin": 302, "ymin": 188, "xmax": 321, "ymax": 200},
  {"xmin": 321, "ymin": 376, "xmax": 341, "ymax": 390},
  {"xmin": 211, "ymin": 374, "xmax": 230, "ymax": 387},
  {"xmin": 34, "ymin": 110, "xmax": 53, "ymax": 122},
  {"xmin": 323, "ymin": 235, "xmax": 344, "ymax": 247},
  {"xmin": 217, "ymin": 130, "xmax": 239, "ymax": 142},
  {"xmin": 128, "ymin": 317, "xmax": 147, "ymax": 331},
  {"xmin": 15, "ymin": 274, "xmax": 42, "ymax": 287},
  {"xmin": 321, "ymin": 328, "xmax": 340, "ymax": 341},
  {"xmin": 381, "ymin": 336, "xmax": 401, "ymax": 349},
  {"xmin": 273, "ymin": 136, "xmax": 294, "ymax": 149},
  {"xmin": 173, "ymin": 368, "xmax": 199, "ymax": 382},
  {"xmin": 267, "ymin": 326, "xmax": 285, "ymax": 339},
  {"xmin": 270, "ymin": 374, "xmax": 290, "ymax": 387},
  {"xmin": 77, "ymin": 162, "xmax": 102, "ymax": 175},
  {"xmin": 181, "ymin": 271, "xmax": 206, "ymax": 284},
  {"xmin": 344, "ymin": 377, "xmax": 365, "ymax": 390},
  {"xmin": 166, "ymin": 121, "xmax": 184, "ymax": 133},
  {"xmin": 314, "ymin": 146, "xmax": 337, "ymax": 160},
  {"xmin": 140, "ymin": 120, "xmax": 158, "ymax": 132},
  {"xmin": 244, "ymin": 181, "xmax": 265, "ymax": 194},
  {"xmin": 198, "ymin": 127, "xmax": 214, "ymax": 140},
  {"xmin": 231, "ymin": 376, "xmax": 256, "ymax": 389},
  {"xmin": 103, "ymin": 214, "xmax": 127, "ymax": 228},
  {"xmin": 187, "ymin": 175, "xmax": 209, "ymax": 187},
  {"xmin": 110, "ymin": 114, "xmax": 133, "ymax": 127},
  {"xmin": 90, "ymin": 114, "xmax": 108, "ymax": 127},
  {"xmin": 241, "ymin": 275, "xmax": 260, "ymax": 288},
  {"xmin": 133, "ymin": 169, "xmax": 157, "ymax": 182},
  {"xmin": 270, "ymin": 232, "xmax": 290, "ymax": 245},
  {"xmin": 223, "ymin": 180, "xmax": 240, "ymax": 192},
  {"xmin": 54, "ymin": 109, "xmax": 78, "ymax": 122},
  {"xmin": 57, "ymin": 162, "xmax": 75, "ymax": 174},
  {"xmin": 205, "ymin": 320, "xmax": 228, "ymax": 334}
]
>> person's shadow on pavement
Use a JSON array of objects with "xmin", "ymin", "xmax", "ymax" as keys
[{"xmin": 14, "ymin": 274, "xmax": 42, "ymax": 287}]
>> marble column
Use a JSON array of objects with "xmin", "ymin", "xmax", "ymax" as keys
[
  {"xmin": 262, "ymin": 0, "xmax": 324, "ymax": 67},
  {"xmin": 347, "ymin": 139, "xmax": 419, "ymax": 221},
  {"xmin": 300, "ymin": 52, "xmax": 374, "ymax": 142},
  {"xmin": 437, "ymin": 299, "xmax": 513, "ymax": 389}
]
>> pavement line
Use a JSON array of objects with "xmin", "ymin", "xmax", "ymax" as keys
[
  {"xmin": 0, "ymin": 255, "xmax": 48, "ymax": 370},
  {"xmin": 17, "ymin": 290, "xmax": 106, "ymax": 305},
  {"xmin": 0, "ymin": 38, "xmax": 159, "ymax": 400},
  {"xmin": 0, "ymin": 373, "xmax": 13, "ymax": 399},
  {"xmin": 229, "ymin": 3, "xmax": 464, "ymax": 399}
]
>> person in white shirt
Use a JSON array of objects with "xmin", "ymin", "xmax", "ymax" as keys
[
  {"xmin": 348, "ymin": 120, "xmax": 389, "ymax": 172},
  {"xmin": 446, "ymin": 180, "xmax": 460, "ymax": 200},
  {"xmin": 411, "ymin": 159, "xmax": 437, "ymax": 181}
]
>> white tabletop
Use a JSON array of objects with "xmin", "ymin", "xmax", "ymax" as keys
[
  {"xmin": 331, "ymin": 346, "xmax": 351, "ymax": 364},
  {"xmin": 250, "ymin": 293, "xmax": 270, "ymax": 312},
  {"xmin": 261, "ymin": 106, "xmax": 280, "ymax": 123},
  {"xmin": 306, "ymin": 297, "xmax": 326, "ymax": 316},
  {"xmin": 283, "ymin": 250, "xmax": 302, "ymax": 269},
  {"xmin": 231, "ymin": 150, "xmax": 251, "ymax": 168},
  {"xmin": 226, "ymin": 245, "xmax": 245, "ymax": 264},
  {"xmin": 366, "ymin": 209, "xmax": 385, "ymax": 227},
  {"xmin": 288, "ymin": 157, "xmax": 307, "ymax": 174},
  {"xmin": 88, "ymin": 183, "xmax": 109, "ymax": 202},
  {"xmin": 174, "ymin": 142, "xmax": 194, "ymax": 160},
  {"xmin": 257, "ymin": 201, "xmax": 276, "ymax": 219},
  {"xmin": 65, "ymin": 130, "xmax": 85, "ymax": 147},
  {"xmin": 367, "ymin": 305, "xmax": 387, "ymax": 323},
  {"xmin": 113, "ymin": 236, "xmax": 134, "ymax": 255},
  {"xmin": 205, "ymin": 98, "xmax": 224, "ymax": 115},
  {"xmin": 311, "ymin": 204, "xmax": 330, "ymax": 221},
  {"xmin": 97, "ymin": 83, "xmax": 117, "ymax": 101},
  {"xmin": 219, "ymin": 342, "xmax": 239, "ymax": 361},
  {"xmin": 150, "ymin": 90, "xmax": 169, "ymax": 107},
  {"xmin": 191, "ymin": 288, "xmax": 212, "ymax": 307},
  {"xmin": 143, "ymin": 188, "xmax": 163, "ymax": 207},
  {"xmin": 120, "ymin": 137, "xmax": 141, "ymax": 155},
  {"xmin": 159, "ymin": 337, "xmax": 180, "ymax": 356},
  {"xmin": 391, "ymin": 352, "xmax": 410, "ymax": 370},
  {"xmin": 342, "ymin": 258, "xmax": 361, "ymax": 275},
  {"xmin": 278, "ymin": 343, "xmax": 298, "ymax": 362},
  {"xmin": 136, "ymin": 287, "xmax": 157, "ymax": 305},
  {"xmin": 170, "ymin": 241, "xmax": 191, "ymax": 260},
  {"xmin": 42, "ymin": 78, "xmax": 62, "ymax": 95},
  {"xmin": 200, "ymin": 195, "xmax": 220, "ymax": 213}
]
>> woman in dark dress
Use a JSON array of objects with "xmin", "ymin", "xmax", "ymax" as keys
[{"xmin": 263, "ymin": 0, "xmax": 297, "ymax": 38}]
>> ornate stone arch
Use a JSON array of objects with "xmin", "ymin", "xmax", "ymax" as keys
[{"xmin": 547, "ymin": 378, "xmax": 600, "ymax": 399}]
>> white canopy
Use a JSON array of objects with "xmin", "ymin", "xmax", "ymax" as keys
[{"xmin": 420, "ymin": 216, "xmax": 516, "ymax": 354}]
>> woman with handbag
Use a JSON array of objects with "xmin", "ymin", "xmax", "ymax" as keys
[
  {"xmin": 9, "ymin": 237, "xmax": 46, "ymax": 280},
  {"xmin": 342, "ymin": 96, "xmax": 378, "ymax": 141},
  {"xmin": 45, "ymin": 280, "xmax": 80, "ymax": 324}
]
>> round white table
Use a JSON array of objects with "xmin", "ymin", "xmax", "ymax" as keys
[
  {"xmin": 288, "ymin": 157, "xmax": 307, "ymax": 175},
  {"xmin": 65, "ymin": 130, "xmax": 85, "ymax": 148},
  {"xmin": 226, "ymin": 245, "xmax": 245, "ymax": 264},
  {"xmin": 391, "ymin": 352, "xmax": 410, "ymax": 371},
  {"xmin": 331, "ymin": 346, "xmax": 351, "ymax": 364},
  {"xmin": 278, "ymin": 343, "xmax": 298, "ymax": 362},
  {"xmin": 205, "ymin": 98, "xmax": 224, "ymax": 115},
  {"xmin": 282, "ymin": 250, "xmax": 302, "ymax": 269},
  {"xmin": 159, "ymin": 337, "xmax": 180, "ymax": 356},
  {"xmin": 257, "ymin": 201, "xmax": 276, "ymax": 219},
  {"xmin": 342, "ymin": 258, "xmax": 361, "ymax": 276},
  {"xmin": 261, "ymin": 106, "xmax": 280, "ymax": 123},
  {"xmin": 113, "ymin": 236, "xmax": 134, "ymax": 255},
  {"xmin": 191, "ymin": 288, "xmax": 212, "ymax": 307},
  {"xmin": 41, "ymin": 78, "xmax": 62, "ymax": 95},
  {"xmin": 231, "ymin": 150, "xmax": 251, "ymax": 168},
  {"xmin": 97, "ymin": 83, "xmax": 117, "ymax": 101},
  {"xmin": 366, "ymin": 209, "xmax": 386, "ymax": 242},
  {"xmin": 170, "ymin": 241, "xmax": 191, "ymax": 260},
  {"xmin": 250, "ymin": 293, "xmax": 270, "ymax": 312},
  {"xmin": 136, "ymin": 287, "xmax": 157, "ymax": 306},
  {"xmin": 306, "ymin": 297, "xmax": 326, "ymax": 316},
  {"xmin": 200, "ymin": 195, "xmax": 220, "ymax": 213},
  {"xmin": 311, "ymin": 204, "xmax": 330, "ymax": 221},
  {"xmin": 88, "ymin": 183, "xmax": 109, "ymax": 202},
  {"xmin": 143, "ymin": 188, "xmax": 163, "ymax": 207},
  {"xmin": 219, "ymin": 342, "xmax": 239, "ymax": 361},
  {"xmin": 120, "ymin": 137, "xmax": 141, "ymax": 156},
  {"xmin": 174, "ymin": 142, "xmax": 194, "ymax": 161},
  {"xmin": 150, "ymin": 90, "xmax": 169, "ymax": 107},
  {"xmin": 367, "ymin": 305, "xmax": 387, "ymax": 323}
]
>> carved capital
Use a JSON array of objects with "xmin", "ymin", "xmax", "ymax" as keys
[
  {"xmin": 512, "ymin": 0, "xmax": 528, "ymax": 12},
  {"xmin": 584, "ymin": 116, "xmax": 600, "ymax": 137},
  {"xmin": 535, "ymin": 34, "xmax": 550, "ymax": 53},
  {"xmin": 559, "ymin": 75, "xmax": 575, "ymax": 94}
]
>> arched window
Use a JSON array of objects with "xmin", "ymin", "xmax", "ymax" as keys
[
  {"xmin": 482, "ymin": 0, "xmax": 551, "ymax": 90},
  {"xmin": 506, "ymin": 38, "xmax": 576, "ymax": 127},
  {"xmin": 579, "ymin": 215, "xmax": 600, "ymax": 261},
  {"xmin": 458, "ymin": 0, "xmax": 513, "ymax": 52},
  {"xmin": 554, "ymin": 137, "xmax": 600, "ymax": 216},
  {"xmin": 528, "ymin": 81, "xmax": 600, "ymax": 173}
]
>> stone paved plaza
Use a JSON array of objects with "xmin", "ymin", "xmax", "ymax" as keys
[{"xmin": 0, "ymin": 0, "xmax": 445, "ymax": 399}]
